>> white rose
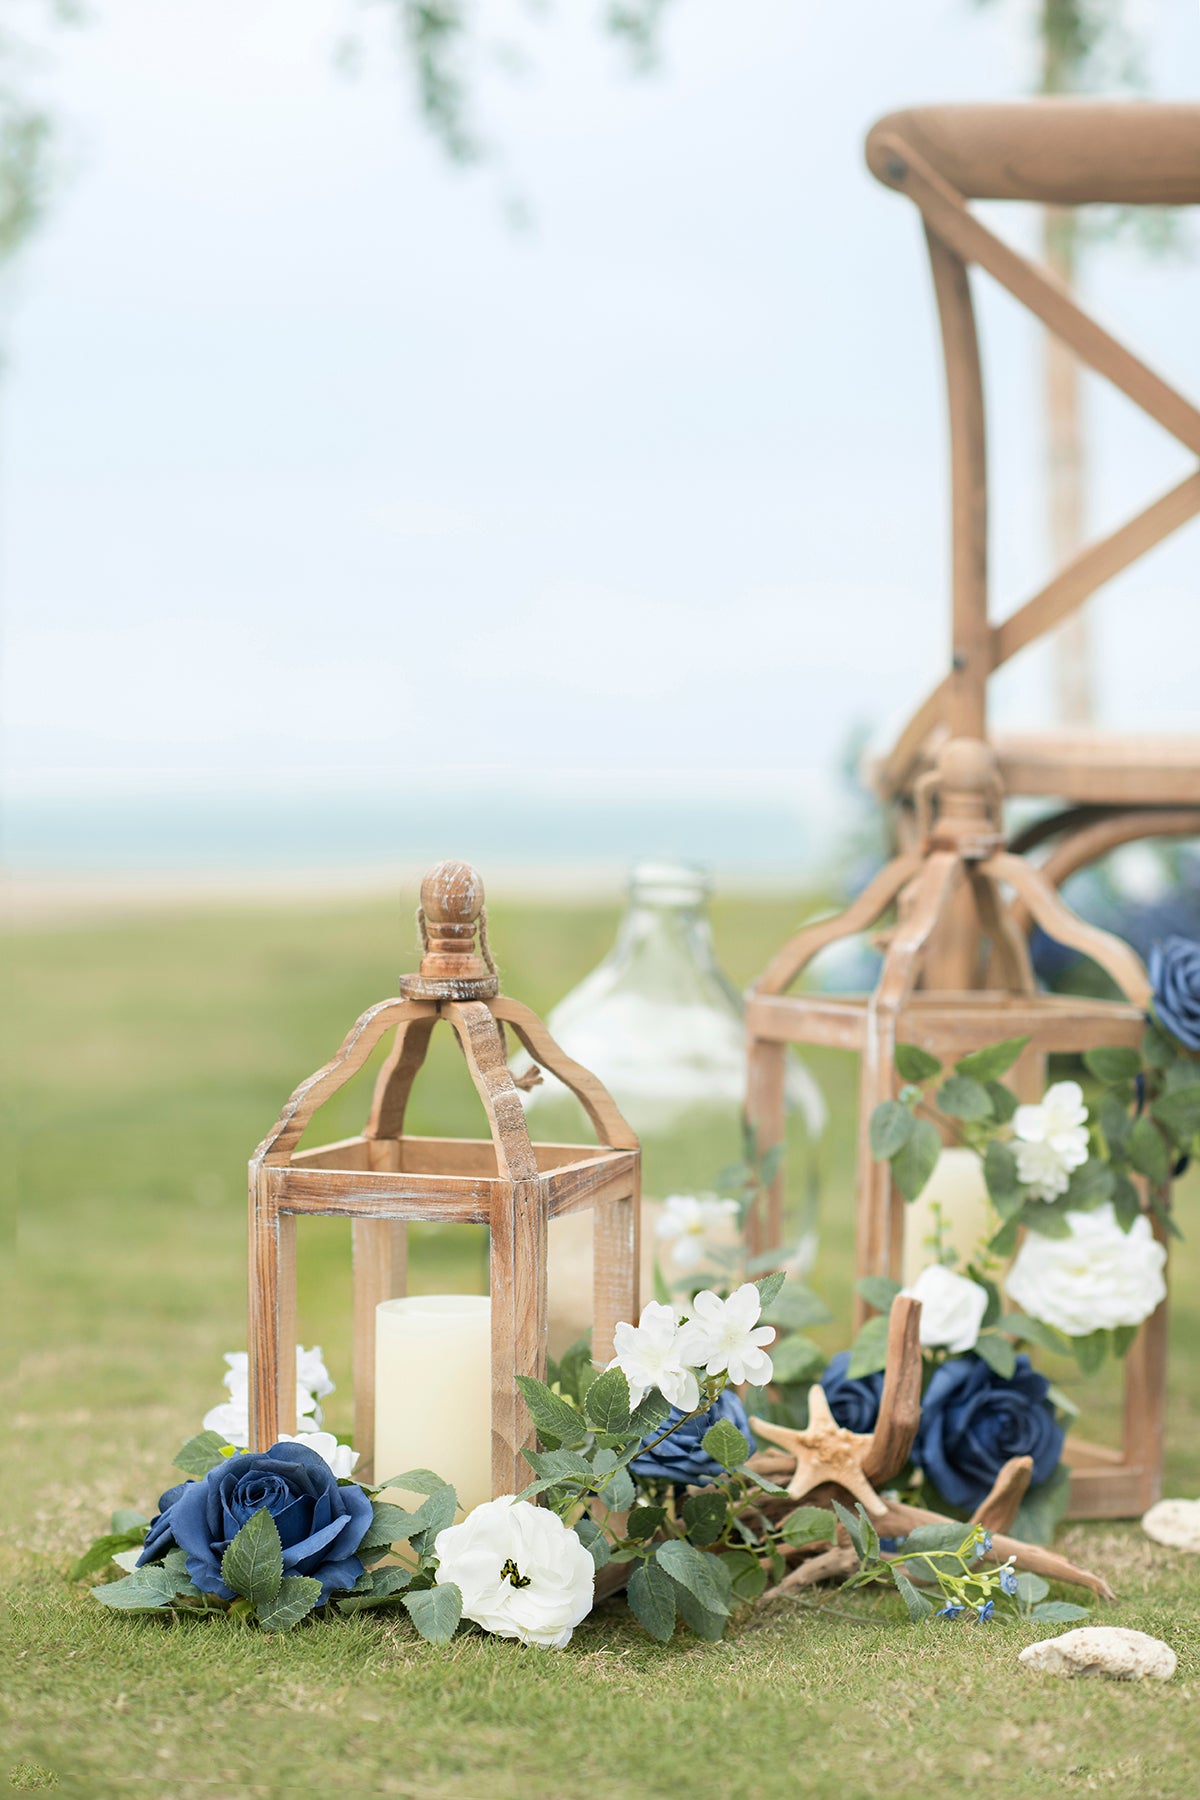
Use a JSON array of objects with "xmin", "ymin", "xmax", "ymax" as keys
[
  {"xmin": 1005, "ymin": 1204, "xmax": 1167, "ymax": 1336},
  {"xmin": 434, "ymin": 1497, "xmax": 595, "ymax": 1649},
  {"xmin": 900, "ymin": 1263, "xmax": 989, "ymax": 1354},
  {"xmin": 274, "ymin": 1430, "xmax": 360, "ymax": 1479},
  {"xmin": 607, "ymin": 1300, "xmax": 700, "ymax": 1411}
]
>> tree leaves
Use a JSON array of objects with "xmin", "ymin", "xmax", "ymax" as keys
[
  {"xmin": 627, "ymin": 1561, "xmax": 676, "ymax": 1641},
  {"xmin": 221, "ymin": 1507, "xmax": 282, "ymax": 1607},
  {"xmin": 402, "ymin": 1582, "xmax": 462, "ymax": 1644},
  {"xmin": 257, "ymin": 1575, "xmax": 323, "ymax": 1632},
  {"xmin": 891, "ymin": 1118, "xmax": 942, "ymax": 1201},
  {"xmin": 173, "ymin": 1431, "xmax": 232, "ymax": 1477}
]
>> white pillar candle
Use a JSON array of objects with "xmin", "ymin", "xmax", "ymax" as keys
[
  {"xmin": 374, "ymin": 1295, "xmax": 492, "ymax": 1517},
  {"xmin": 901, "ymin": 1147, "xmax": 996, "ymax": 1286}
]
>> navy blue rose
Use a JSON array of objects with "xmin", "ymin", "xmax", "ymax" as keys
[
  {"xmin": 820, "ymin": 1352, "xmax": 885, "ymax": 1434},
  {"xmin": 138, "ymin": 1442, "xmax": 373, "ymax": 1603},
  {"xmin": 1150, "ymin": 936, "xmax": 1200, "ymax": 1052},
  {"xmin": 629, "ymin": 1389, "xmax": 755, "ymax": 1486},
  {"xmin": 914, "ymin": 1354, "xmax": 1064, "ymax": 1511}
]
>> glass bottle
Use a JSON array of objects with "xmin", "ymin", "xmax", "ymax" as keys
[{"xmin": 521, "ymin": 862, "xmax": 825, "ymax": 1342}]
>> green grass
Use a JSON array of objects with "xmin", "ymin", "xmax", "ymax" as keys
[{"xmin": 7, "ymin": 891, "xmax": 1200, "ymax": 1800}]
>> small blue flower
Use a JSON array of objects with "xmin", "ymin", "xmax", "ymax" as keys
[
  {"xmin": 975, "ymin": 1600, "xmax": 995, "ymax": 1623},
  {"xmin": 999, "ymin": 1566, "xmax": 1019, "ymax": 1596},
  {"xmin": 980, "ymin": 1531, "xmax": 993, "ymax": 1555},
  {"xmin": 934, "ymin": 1602, "xmax": 965, "ymax": 1620}
]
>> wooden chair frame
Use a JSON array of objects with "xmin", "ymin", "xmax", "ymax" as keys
[{"xmin": 248, "ymin": 866, "xmax": 639, "ymax": 1490}]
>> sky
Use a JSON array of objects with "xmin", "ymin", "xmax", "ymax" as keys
[{"xmin": 2, "ymin": 0, "xmax": 1198, "ymax": 871}]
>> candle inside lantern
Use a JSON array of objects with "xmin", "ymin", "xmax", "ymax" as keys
[
  {"xmin": 901, "ymin": 1146, "xmax": 996, "ymax": 1286},
  {"xmin": 374, "ymin": 1295, "xmax": 492, "ymax": 1516}
]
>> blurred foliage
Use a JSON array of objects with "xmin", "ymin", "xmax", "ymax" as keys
[{"xmin": 0, "ymin": 5, "xmax": 67, "ymax": 266}]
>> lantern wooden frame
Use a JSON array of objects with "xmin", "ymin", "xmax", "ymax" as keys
[
  {"xmin": 746, "ymin": 738, "xmax": 1169, "ymax": 1520},
  {"xmin": 247, "ymin": 861, "xmax": 640, "ymax": 1490}
]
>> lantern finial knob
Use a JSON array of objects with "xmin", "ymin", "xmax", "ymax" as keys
[{"xmin": 399, "ymin": 859, "xmax": 500, "ymax": 999}]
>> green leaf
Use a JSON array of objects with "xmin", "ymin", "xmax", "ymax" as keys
[
  {"xmin": 768, "ymin": 1334, "xmax": 826, "ymax": 1385},
  {"xmin": 1143, "ymin": 1016, "xmax": 1179, "ymax": 1068},
  {"xmin": 720, "ymin": 1548, "xmax": 768, "ymax": 1601},
  {"xmin": 985, "ymin": 1082, "xmax": 1019, "ymax": 1124},
  {"xmin": 626, "ymin": 1502, "xmax": 665, "ymax": 1540},
  {"xmin": 358, "ymin": 1498, "xmax": 440, "ymax": 1552},
  {"xmin": 1112, "ymin": 1323, "xmax": 1139, "ymax": 1358},
  {"xmin": 522, "ymin": 1448, "xmax": 594, "ymax": 1484},
  {"xmin": 1152, "ymin": 1083, "xmax": 1200, "ymax": 1147},
  {"xmin": 987, "ymin": 1215, "xmax": 1021, "ymax": 1258},
  {"xmin": 955, "ymin": 1037, "xmax": 1030, "ymax": 1083},
  {"xmin": 780, "ymin": 1506, "xmax": 834, "ymax": 1549},
  {"xmin": 855, "ymin": 1274, "xmax": 901, "ymax": 1313},
  {"xmin": 627, "ymin": 1561, "xmax": 677, "ymax": 1641},
  {"xmin": 700, "ymin": 1418, "xmax": 751, "ymax": 1472},
  {"xmin": 753, "ymin": 1269, "xmax": 787, "ymax": 1311},
  {"xmin": 603, "ymin": 1466, "xmax": 636, "ymax": 1513},
  {"xmin": 1099, "ymin": 1091, "xmax": 1133, "ymax": 1156},
  {"xmin": 1032, "ymin": 1600, "xmax": 1091, "ymax": 1623},
  {"xmin": 1111, "ymin": 1172, "xmax": 1142, "ymax": 1233},
  {"xmin": 669, "ymin": 1578, "xmax": 728, "ymax": 1641},
  {"xmin": 832, "ymin": 1500, "xmax": 878, "ymax": 1563},
  {"xmin": 514, "ymin": 1374, "xmax": 588, "ymax": 1447},
  {"xmin": 402, "ymin": 1582, "xmax": 462, "ymax": 1644},
  {"xmin": 1064, "ymin": 1160, "xmax": 1115, "ymax": 1211},
  {"xmin": 627, "ymin": 1390, "xmax": 672, "ymax": 1436},
  {"xmin": 70, "ymin": 1532, "xmax": 148, "ymax": 1581},
  {"xmin": 1013, "ymin": 1463, "xmax": 1071, "ymax": 1545},
  {"xmin": 1020, "ymin": 1202, "xmax": 1073, "ymax": 1238},
  {"xmin": 654, "ymin": 1540, "xmax": 731, "ymax": 1616},
  {"xmin": 172, "ymin": 1431, "xmax": 232, "ymax": 1477},
  {"xmin": 1071, "ymin": 1329, "xmax": 1109, "ymax": 1376},
  {"xmin": 983, "ymin": 1139, "xmax": 1022, "ymax": 1216},
  {"xmin": 936, "ymin": 1076, "xmax": 993, "ymax": 1121},
  {"xmin": 973, "ymin": 1332, "xmax": 1017, "ymax": 1379},
  {"xmin": 574, "ymin": 1517, "xmax": 611, "ymax": 1569},
  {"xmin": 682, "ymin": 1490, "xmax": 729, "ymax": 1547},
  {"xmin": 1129, "ymin": 1116, "xmax": 1170, "ymax": 1185},
  {"xmin": 1083, "ymin": 1046, "xmax": 1143, "ymax": 1084},
  {"xmin": 999, "ymin": 1313, "xmax": 1071, "ymax": 1358},
  {"xmin": 895, "ymin": 1043, "xmax": 942, "ymax": 1082},
  {"xmin": 893, "ymin": 1568, "xmax": 934, "ymax": 1621},
  {"xmin": 741, "ymin": 1465, "xmax": 790, "ymax": 1497},
  {"xmin": 761, "ymin": 1282, "xmax": 832, "ymax": 1330},
  {"xmin": 870, "ymin": 1100, "xmax": 915, "ymax": 1160},
  {"xmin": 336, "ymin": 1566, "xmax": 414, "ymax": 1613},
  {"xmin": 220, "ymin": 1508, "xmax": 283, "ymax": 1607},
  {"xmin": 896, "ymin": 1522, "xmax": 967, "ymax": 1554},
  {"xmin": 371, "ymin": 1467, "xmax": 455, "ymax": 1498},
  {"xmin": 556, "ymin": 1336, "xmax": 598, "ymax": 1406},
  {"xmin": 584, "ymin": 1367, "xmax": 631, "ymax": 1434},
  {"xmin": 891, "ymin": 1118, "xmax": 942, "ymax": 1201},
  {"xmin": 256, "ymin": 1574, "xmax": 323, "ymax": 1632},
  {"xmin": 846, "ymin": 1313, "xmax": 890, "ymax": 1377},
  {"xmin": 91, "ymin": 1568, "xmax": 177, "ymax": 1611},
  {"xmin": 1014, "ymin": 1571, "xmax": 1049, "ymax": 1606},
  {"xmin": 110, "ymin": 1509, "xmax": 149, "ymax": 1535}
]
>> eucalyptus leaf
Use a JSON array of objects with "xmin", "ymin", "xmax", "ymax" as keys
[
  {"xmin": 999, "ymin": 1313, "xmax": 1071, "ymax": 1358},
  {"xmin": 983, "ymin": 1139, "xmax": 1022, "ymax": 1215}
]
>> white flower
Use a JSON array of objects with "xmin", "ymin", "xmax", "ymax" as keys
[
  {"xmin": 295, "ymin": 1345, "xmax": 335, "ymax": 1400},
  {"xmin": 274, "ymin": 1430, "xmax": 360, "ymax": 1479},
  {"xmin": 675, "ymin": 1283, "xmax": 776, "ymax": 1387},
  {"xmin": 434, "ymin": 1496, "xmax": 595, "ymax": 1649},
  {"xmin": 607, "ymin": 1301, "xmax": 699, "ymax": 1411},
  {"xmin": 204, "ymin": 1344, "xmax": 332, "ymax": 1446},
  {"xmin": 202, "ymin": 1399, "xmax": 251, "ymax": 1447},
  {"xmin": 1013, "ymin": 1081, "xmax": 1090, "ymax": 1201},
  {"xmin": 655, "ymin": 1193, "xmax": 740, "ymax": 1271},
  {"xmin": 900, "ymin": 1264, "xmax": 988, "ymax": 1354},
  {"xmin": 1005, "ymin": 1204, "xmax": 1167, "ymax": 1336}
]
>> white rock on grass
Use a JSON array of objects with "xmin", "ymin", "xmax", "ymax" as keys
[
  {"xmin": 1142, "ymin": 1498, "xmax": 1200, "ymax": 1553},
  {"xmin": 1019, "ymin": 1627, "xmax": 1176, "ymax": 1683}
]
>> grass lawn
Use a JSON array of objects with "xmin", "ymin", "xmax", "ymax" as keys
[{"xmin": 7, "ymin": 889, "xmax": 1200, "ymax": 1800}]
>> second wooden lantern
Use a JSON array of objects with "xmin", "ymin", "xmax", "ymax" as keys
[{"xmin": 247, "ymin": 860, "xmax": 641, "ymax": 1490}]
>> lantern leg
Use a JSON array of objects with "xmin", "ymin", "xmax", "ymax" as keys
[
  {"xmin": 746, "ymin": 1036, "xmax": 787, "ymax": 1259},
  {"xmin": 352, "ymin": 1214, "xmax": 408, "ymax": 1484},
  {"xmin": 248, "ymin": 1176, "xmax": 297, "ymax": 1449},
  {"xmin": 594, "ymin": 1161, "xmax": 640, "ymax": 1365},
  {"xmin": 490, "ymin": 1175, "xmax": 548, "ymax": 1495}
]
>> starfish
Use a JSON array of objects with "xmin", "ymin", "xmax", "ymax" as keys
[{"xmin": 751, "ymin": 1385, "xmax": 888, "ymax": 1517}]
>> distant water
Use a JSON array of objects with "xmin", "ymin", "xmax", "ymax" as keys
[{"xmin": 3, "ymin": 786, "xmax": 836, "ymax": 880}]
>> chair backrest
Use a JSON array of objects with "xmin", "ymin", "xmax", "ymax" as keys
[{"xmin": 865, "ymin": 101, "xmax": 1200, "ymax": 803}]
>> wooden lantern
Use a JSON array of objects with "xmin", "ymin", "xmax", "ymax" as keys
[
  {"xmin": 745, "ymin": 737, "xmax": 1169, "ymax": 1520},
  {"xmin": 247, "ymin": 859, "xmax": 640, "ymax": 1489}
]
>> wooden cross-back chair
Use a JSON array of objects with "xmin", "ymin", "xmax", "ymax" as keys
[{"xmin": 864, "ymin": 101, "xmax": 1200, "ymax": 923}]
